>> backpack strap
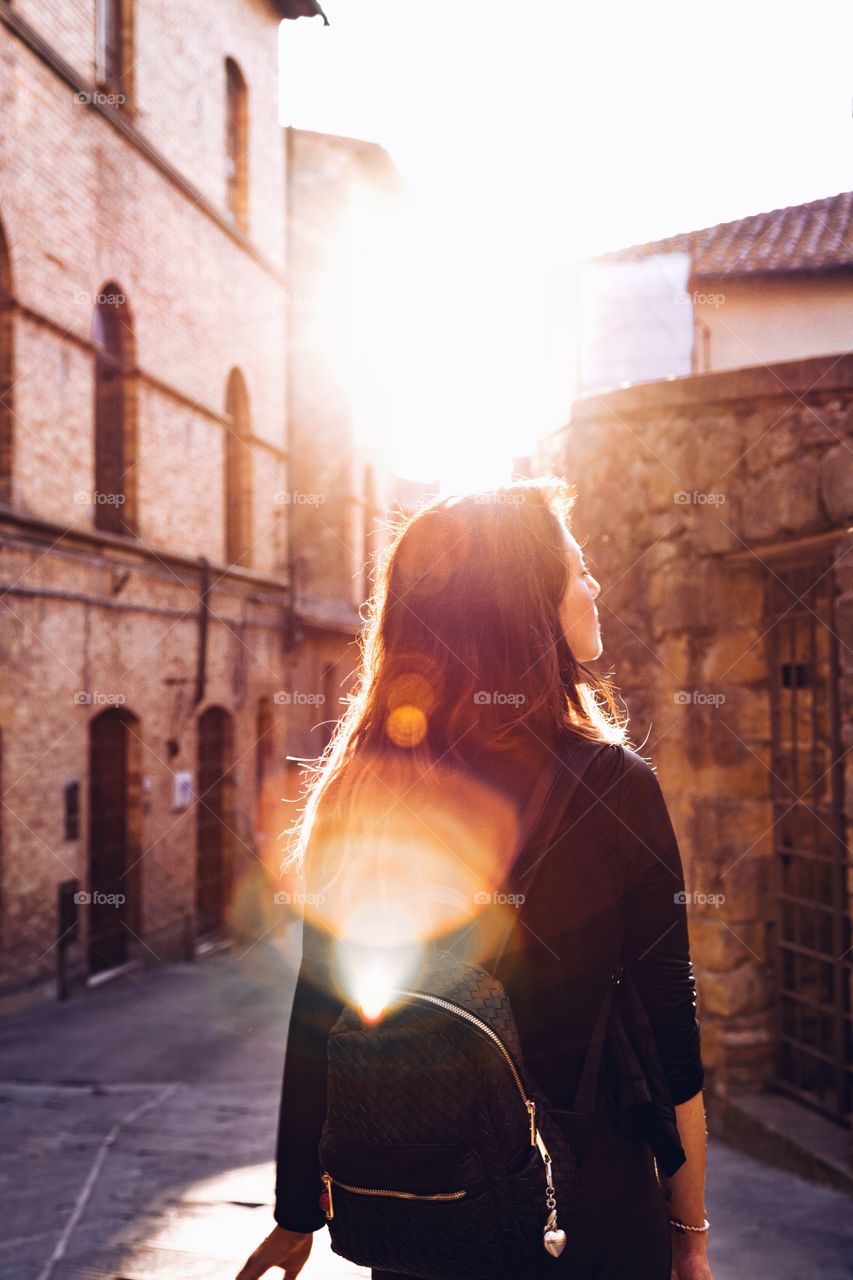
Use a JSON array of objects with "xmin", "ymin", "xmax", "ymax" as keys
[
  {"xmin": 566, "ymin": 743, "xmax": 631, "ymax": 1118},
  {"xmin": 485, "ymin": 735, "xmax": 608, "ymax": 977},
  {"xmin": 424, "ymin": 736, "xmax": 592, "ymax": 978},
  {"xmin": 567, "ymin": 962, "xmax": 623, "ymax": 1116},
  {"xmin": 564, "ymin": 740, "xmax": 627, "ymax": 1116},
  {"xmin": 486, "ymin": 734, "xmax": 622, "ymax": 1120}
]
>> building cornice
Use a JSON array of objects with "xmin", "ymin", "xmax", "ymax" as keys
[{"xmin": 0, "ymin": 505, "xmax": 291, "ymax": 596}]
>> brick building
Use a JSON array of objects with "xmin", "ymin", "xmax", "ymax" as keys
[{"xmin": 0, "ymin": 1, "xmax": 397, "ymax": 1012}]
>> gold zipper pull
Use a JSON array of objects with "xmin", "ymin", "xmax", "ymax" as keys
[
  {"xmin": 321, "ymin": 1171, "xmax": 334, "ymax": 1220},
  {"xmin": 527, "ymin": 1099, "xmax": 536, "ymax": 1145},
  {"xmin": 535, "ymin": 1128, "xmax": 552, "ymax": 1165}
]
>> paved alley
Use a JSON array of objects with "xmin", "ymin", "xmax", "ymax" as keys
[{"xmin": 0, "ymin": 946, "xmax": 850, "ymax": 1280}]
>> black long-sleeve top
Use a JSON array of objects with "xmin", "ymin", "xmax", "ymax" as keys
[{"xmin": 273, "ymin": 741, "xmax": 705, "ymax": 1232}]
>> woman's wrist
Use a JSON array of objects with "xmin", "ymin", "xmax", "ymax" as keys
[{"xmin": 669, "ymin": 1219, "xmax": 710, "ymax": 1254}]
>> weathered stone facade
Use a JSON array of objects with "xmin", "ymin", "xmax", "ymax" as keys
[{"xmin": 536, "ymin": 353, "xmax": 853, "ymax": 1143}]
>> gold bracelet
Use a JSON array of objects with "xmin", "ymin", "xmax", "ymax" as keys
[{"xmin": 669, "ymin": 1216, "xmax": 710, "ymax": 1234}]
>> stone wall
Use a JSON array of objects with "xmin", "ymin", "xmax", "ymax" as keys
[{"xmin": 537, "ymin": 353, "xmax": 853, "ymax": 1123}]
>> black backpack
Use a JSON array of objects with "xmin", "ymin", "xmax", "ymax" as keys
[{"xmin": 316, "ymin": 734, "xmax": 614, "ymax": 1280}]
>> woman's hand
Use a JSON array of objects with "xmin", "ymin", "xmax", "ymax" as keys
[
  {"xmin": 670, "ymin": 1231, "xmax": 713, "ymax": 1280},
  {"xmin": 235, "ymin": 1224, "xmax": 313, "ymax": 1279}
]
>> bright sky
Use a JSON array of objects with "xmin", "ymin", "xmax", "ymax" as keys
[{"xmin": 280, "ymin": 0, "xmax": 853, "ymax": 490}]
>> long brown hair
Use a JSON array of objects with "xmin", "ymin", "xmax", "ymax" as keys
[{"xmin": 282, "ymin": 475, "xmax": 628, "ymax": 895}]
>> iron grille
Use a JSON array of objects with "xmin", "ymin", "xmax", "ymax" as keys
[{"xmin": 766, "ymin": 558, "xmax": 852, "ymax": 1124}]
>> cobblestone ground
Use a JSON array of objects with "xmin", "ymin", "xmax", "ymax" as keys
[{"xmin": 0, "ymin": 945, "xmax": 850, "ymax": 1279}]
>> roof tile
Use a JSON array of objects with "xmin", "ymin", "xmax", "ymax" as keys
[{"xmin": 596, "ymin": 190, "xmax": 853, "ymax": 276}]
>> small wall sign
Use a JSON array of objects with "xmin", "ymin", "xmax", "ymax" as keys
[{"xmin": 172, "ymin": 770, "xmax": 193, "ymax": 811}]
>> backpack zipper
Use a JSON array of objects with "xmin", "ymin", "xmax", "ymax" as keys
[
  {"xmin": 395, "ymin": 988, "xmax": 541, "ymax": 1148},
  {"xmin": 321, "ymin": 1170, "xmax": 466, "ymax": 1220}
]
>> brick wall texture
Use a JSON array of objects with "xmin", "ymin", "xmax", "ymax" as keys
[{"xmin": 0, "ymin": 2, "xmax": 397, "ymax": 1009}]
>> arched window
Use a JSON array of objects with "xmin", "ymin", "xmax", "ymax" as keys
[
  {"xmin": 0, "ymin": 220, "xmax": 13, "ymax": 503},
  {"xmin": 224, "ymin": 57, "xmax": 249, "ymax": 230},
  {"xmin": 224, "ymin": 368, "xmax": 253, "ymax": 567},
  {"xmin": 92, "ymin": 285, "xmax": 136, "ymax": 534},
  {"xmin": 96, "ymin": 0, "xmax": 134, "ymax": 105}
]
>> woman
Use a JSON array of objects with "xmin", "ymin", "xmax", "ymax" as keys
[{"xmin": 237, "ymin": 477, "xmax": 712, "ymax": 1280}]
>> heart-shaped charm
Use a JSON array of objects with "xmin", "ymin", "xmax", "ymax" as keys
[{"xmin": 544, "ymin": 1227, "xmax": 567, "ymax": 1258}]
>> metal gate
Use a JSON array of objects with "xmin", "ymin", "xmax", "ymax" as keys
[
  {"xmin": 88, "ymin": 708, "xmax": 132, "ymax": 973},
  {"xmin": 195, "ymin": 706, "xmax": 234, "ymax": 937},
  {"xmin": 767, "ymin": 558, "xmax": 852, "ymax": 1123}
]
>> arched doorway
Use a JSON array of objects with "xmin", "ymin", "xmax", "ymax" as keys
[
  {"xmin": 196, "ymin": 706, "xmax": 235, "ymax": 937},
  {"xmin": 87, "ymin": 707, "xmax": 141, "ymax": 974}
]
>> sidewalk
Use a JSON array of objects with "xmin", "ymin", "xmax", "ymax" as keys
[
  {"xmin": 0, "ymin": 946, "xmax": 850, "ymax": 1279},
  {"xmin": 1, "ymin": 1079, "xmax": 365, "ymax": 1280}
]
